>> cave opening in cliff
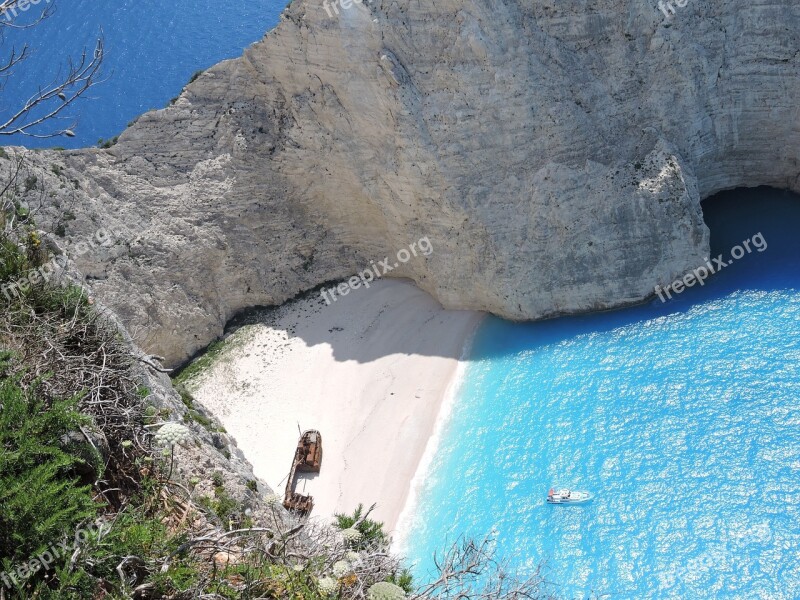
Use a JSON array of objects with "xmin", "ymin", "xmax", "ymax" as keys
[{"xmin": 700, "ymin": 186, "xmax": 800, "ymax": 293}]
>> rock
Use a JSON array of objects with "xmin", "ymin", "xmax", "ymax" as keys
[
  {"xmin": 2, "ymin": 0, "xmax": 798, "ymax": 367},
  {"xmin": 60, "ymin": 427, "xmax": 110, "ymax": 482},
  {"xmin": 213, "ymin": 551, "xmax": 242, "ymax": 568}
]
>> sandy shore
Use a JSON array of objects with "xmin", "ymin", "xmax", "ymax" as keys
[{"xmin": 185, "ymin": 278, "xmax": 482, "ymax": 533}]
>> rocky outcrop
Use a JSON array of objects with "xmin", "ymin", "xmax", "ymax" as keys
[{"xmin": 4, "ymin": 0, "xmax": 798, "ymax": 365}]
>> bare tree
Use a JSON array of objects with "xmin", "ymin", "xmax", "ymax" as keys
[
  {"xmin": 411, "ymin": 536, "xmax": 556, "ymax": 600},
  {"xmin": 0, "ymin": 0, "xmax": 104, "ymax": 138}
]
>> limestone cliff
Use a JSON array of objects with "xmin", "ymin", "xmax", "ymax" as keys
[{"xmin": 5, "ymin": 0, "xmax": 799, "ymax": 365}]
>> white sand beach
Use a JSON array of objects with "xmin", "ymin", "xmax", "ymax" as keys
[{"xmin": 185, "ymin": 278, "xmax": 482, "ymax": 533}]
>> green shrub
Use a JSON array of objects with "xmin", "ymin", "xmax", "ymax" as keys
[
  {"xmin": 334, "ymin": 504, "xmax": 388, "ymax": 549},
  {"xmin": 96, "ymin": 137, "xmax": 118, "ymax": 149},
  {"xmin": 387, "ymin": 568, "xmax": 414, "ymax": 594},
  {"xmin": 0, "ymin": 235, "xmax": 30, "ymax": 283},
  {"xmin": 0, "ymin": 377, "xmax": 96, "ymax": 565}
]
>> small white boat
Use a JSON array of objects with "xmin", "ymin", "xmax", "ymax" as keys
[{"xmin": 547, "ymin": 488, "xmax": 593, "ymax": 504}]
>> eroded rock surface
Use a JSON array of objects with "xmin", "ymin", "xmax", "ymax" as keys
[{"xmin": 5, "ymin": 0, "xmax": 798, "ymax": 365}]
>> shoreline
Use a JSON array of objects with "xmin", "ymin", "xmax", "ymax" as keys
[
  {"xmin": 392, "ymin": 319, "xmax": 479, "ymax": 555},
  {"xmin": 387, "ymin": 315, "xmax": 482, "ymax": 536},
  {"xmin": 184, "ymin": 278, "xmax": 483, "ymax": 533}
]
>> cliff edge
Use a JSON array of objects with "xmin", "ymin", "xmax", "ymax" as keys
[{"xmin": 5, "ymin": 0, "xmax": 799, "ymax": 365}]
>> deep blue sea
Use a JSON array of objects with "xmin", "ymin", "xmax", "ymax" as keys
[
  {"xmin": 404, "ymin": 188, "xmax": 800, "ymax": 599},
  {"xmin": 0, "ymin": 0, "xmax": 287, "ymax": 148}
]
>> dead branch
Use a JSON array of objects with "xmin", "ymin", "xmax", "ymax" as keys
[
  {"xmin": 411, "ymin": 535, "xmax": 554, "ymax": 600},
  {"xmin": 0, "ymin": 37, "xmax": 105, "ymax": 138}
]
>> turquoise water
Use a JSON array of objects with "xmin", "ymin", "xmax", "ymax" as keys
[
  {"xmin": 1, "ymin": 0, "xmax": 287, "ymax": 148},
  {"xmin": 405, "ymin": 188, "xmax": 800, "ymax": 599}
]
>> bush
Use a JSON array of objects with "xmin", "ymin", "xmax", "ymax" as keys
[
  {"xmin": 96, "ymin": 136, "xmax": 118, "ymax": 149},
  {"xmin": 334, "ymin": 504, "xmax": 388, "ymax": 549},
  {"xmin": 0, "ymin": 234, "xmax": 29, "ymax": 282},
  {"xmin": 387, "ymin": 568, "xmax": 414, "ymax": 594},
  {"xmin": 0, "ymin": 376, "xmax": 96, "ymax": 565},
  {"xmin": 212, "ymin": 471, "xmax": 224, "ymax": 488}
]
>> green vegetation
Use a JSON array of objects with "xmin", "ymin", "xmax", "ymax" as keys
[
  {"xmin": 0, "ymin": 375, "xmax": 96, "ymax": 564},
  {"xmin": 176, "ymin": 384, "xmax": 226, "ymax": 432},
  {"xmin": 23, "ymin": 174, "xmax": 38, "ymax": 192},
  {"xmin": 198, "ymin": 487, "xmax": 240, "ymax": 530},
  {"xmin": 173, "ymin": 339, "xmax": 228, "ymax": 384},
  {"xmin": 96, "ymin": 136, "xmax": 118, "ymax": 149},
  {"xmin": 386, "ymin": 570, "xmax": 414, "ymax": 595},
  {"xmin": 0, "ymin": 201, "xmax": 155, "ymax": 597},
  {"xmin": 335, "ymin": 504, "xmax": 389, "ymax": 549}
]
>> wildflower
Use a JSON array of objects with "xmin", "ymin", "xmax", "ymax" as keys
[
  {"xmin": 154, "ymin": 422, "xmax": 192, "ymax": 446},
  {"xmin": 318, "ymin": 576, "xmax": 338, "ymax": 595},
  {"xmin": 263, "ymin": 493, "xmax": 282, "ymax": 507},
  {"xmin": 333, "ymin": 560, "xmax": 352, "ymax": 578},
  {"xmin": 342, "ymin": 528, "xmax": 363, "ymax": 543},
  {"xmin": 367, "ymin": 581, "xmax": 406, "ymax": 600}
]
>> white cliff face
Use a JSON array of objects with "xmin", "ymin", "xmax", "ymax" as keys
[{"xmin": 7, "ymin": 0, "xmax": 798, "ymax": 365}]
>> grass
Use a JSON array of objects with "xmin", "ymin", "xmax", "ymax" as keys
[
  {"xmin": 173, "ymin": 325, "xmax": 257, "ymax": 388},
  {"xmin": 173, "ymin": 336, "xmax": 239, "ymax": 385},
  {"xmin": 176, "ymin": 384, "xmax": 226, "ymax": 433}
]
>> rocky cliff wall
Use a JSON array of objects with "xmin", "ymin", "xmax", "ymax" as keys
[{"xmin": 6, "ymin": 0, "xmax": 799, "ymax": 365}]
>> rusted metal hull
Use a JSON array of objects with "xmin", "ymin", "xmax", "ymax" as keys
[
  {"xmin": 283, "ymin": 430, "xmax": 323, "ymax": 515},
  {"xmin": 296, "ymin": 430, "xmax": 322, "ymax": 473}
]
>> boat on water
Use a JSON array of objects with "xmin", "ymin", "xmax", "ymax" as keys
[{"xmin": 547, "ymin": 488, "xmax": 593, "ymax": 504}]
